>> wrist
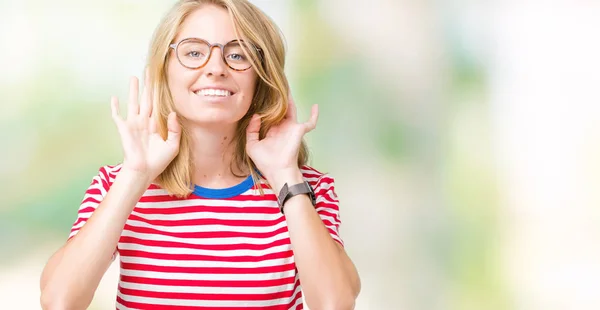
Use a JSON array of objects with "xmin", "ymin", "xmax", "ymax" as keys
[
  {"xmin": 117, "ymin": 167, "xmax": 153, "ymax": 189},
  {"xmin": 267, "ymin": 167, "xmax": 304, "ymax": 195}
]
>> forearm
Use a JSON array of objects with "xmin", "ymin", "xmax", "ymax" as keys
[
  {"xmin": 40, "ymin": 169, "xmax": 150, "ymax": 309},
  {"xmin": 269, "ymin": 169, "xmax": 360, "ymax": 310}
]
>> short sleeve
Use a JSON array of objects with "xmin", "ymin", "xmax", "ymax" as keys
[
  {"xmin": 68, "ymin": 165, "xmax": 119, "ymax": 240},
  {"xmin": 309, "ymin": 172, "xmax": 344, "ymax": 247}
]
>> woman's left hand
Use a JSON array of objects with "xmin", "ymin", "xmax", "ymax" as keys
[{"xmin": 246, "ymin": 94, "xmax": 318, "ymax": 183}]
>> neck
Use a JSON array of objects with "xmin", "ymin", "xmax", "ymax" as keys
[{"xmin": 185, "ymin": 122, "xmax": 248, "ymax": 187}]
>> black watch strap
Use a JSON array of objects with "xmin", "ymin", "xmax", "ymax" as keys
[{"xmin": 277, "ymin": 180, "xmax": 316, "ymax": 212}]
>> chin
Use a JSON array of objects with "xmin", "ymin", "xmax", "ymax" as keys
[{"xmin": 184, "ymin": 111, "xmax": 245, "ymax": 127}]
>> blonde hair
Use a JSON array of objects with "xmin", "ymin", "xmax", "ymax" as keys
[{"xmin": 147, "ymin": 0, "xmax": 309, "ymax": 197}]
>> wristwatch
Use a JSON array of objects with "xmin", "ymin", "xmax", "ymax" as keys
[{"xmin": 277, "ymin": 180, "xmax": 316, "ymax": 212}]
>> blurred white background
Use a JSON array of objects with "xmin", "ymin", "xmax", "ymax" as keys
[{"xmin": 1, "ymin": 0, "xmax": 599, "ymax": 309}]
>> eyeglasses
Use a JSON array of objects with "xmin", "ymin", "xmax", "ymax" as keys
[{"xmin": 169, "ymin": 38, "xmax": 261, "ymax": 71}]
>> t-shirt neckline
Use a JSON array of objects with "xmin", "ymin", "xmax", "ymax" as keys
[{"xmin": 192, "ymin": 174, "xmax": 254, "ymax": 199}]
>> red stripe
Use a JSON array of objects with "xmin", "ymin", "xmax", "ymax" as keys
[
  {"xmin": 300, "ymin": 165, "xmax": 324, "ymax": 175},
  {"xmin": 148, "ymin": 184, "xmax": 162, "ymax": 190},
  {"xmin": 314, "ymin": 187, "xmax": 335, "ymax": 197},
  {"xmin": 139, "ymin": 194, "xmax": 188, "ymax": 202},
  {"xmin": 77, "ymin": 205, "xmax": 96, "ymax": 213},
  {"xmin": 227, "ymin": 193, "xmax": 277, "ymax": 201},
  {"xmin": 132, "ymin": 205, "xmax": 280, "ymax": 215},
  {"xmin": 331, "ymin": 237, "xmax": 344, "ymax": 247},
  {"xmin": 316, "ymin": 201, "xmax": 339, "ymax": 211},
  {"xmin": 84, "ymin": 187, "xmax": 103, "ymax": 196},
  {"xmin": 118, "ymin": 286, "xmax": 295, "ymax": 301},
  {"xmin": 251, "ymin": 183, "xmax": 273, "ymax": 190},
  {"xmin": 118, "ymin": 249, "xmax": 294, "ymax": 262},
  {"xmin": 117, "ymin": 296, "xmax": 294, "ymax": 310},
  {"xmin": 98, "ymin": 167, "xmax": 111, "ymax": 190},
  {"xmin": 71, "ymin": 217, "xmax": 90, "ymax": 228},
  {"xmin": 318, "ymin": 217, "xmax": 339, "ymax": 228},
  {"xmin": 126, "ymin": 214, "xmax": 284, "ymax": 227},
  {"xmin": 314, "ymin": 175, "xmax": 334, "ymax": 184},
  {"xmin": 325, "ymin": 227, "xmax": 340, "ymax": 237},
  {"xmin": 123, "ymin": 224, "xmax": 288, "ymax": 239},
  {"xmin": 140, "ymin": 193, "xmax": 278, "ymax": 203},
  {"xmin": 119, "ymin": 236, "xmax": 291, "ymax": 251},
  {"xmin": 120, "ymin": 262, "xmax": 296, "ymax": 275},
  {"xmin": 119, "ymin": 275, "xmax": 296, "ymax": 288},
  {"xmin": 288, "ymin": 288, "xmax": 303, "ymax": 309},
  {"xmin": 316, "ymin": 208, "xmax": 340, "ymax": 218}
]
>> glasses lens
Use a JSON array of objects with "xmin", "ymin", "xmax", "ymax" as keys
[
  {"xmin": 177, "ymin": 40, "xmax": 211, "ymax": 68},
  {"xmin": 224, "ymin": 40, "xmax": 255, "ymax": 70}
]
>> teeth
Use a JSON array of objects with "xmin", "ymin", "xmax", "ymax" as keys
[{"xmin": 197, "ymin": 89, "xmax": 232, "ymax": 97}]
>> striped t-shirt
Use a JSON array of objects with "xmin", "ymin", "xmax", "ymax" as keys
[{"xmin": 69, "ymin": 164, "xmax": 343, "ymax": 309}]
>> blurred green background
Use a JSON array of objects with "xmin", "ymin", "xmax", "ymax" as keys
[{"xmin": 1, "ymin": 0, "xmax": 600, "ymax": 309}]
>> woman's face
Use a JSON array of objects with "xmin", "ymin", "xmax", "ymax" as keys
[{"xmin": 167, "ymin": 5, "xmax": 258, "ymax": 127}]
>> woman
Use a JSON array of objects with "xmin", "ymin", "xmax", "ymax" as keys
[{"xmin": 40, "ymin": 0, "xmax": 360, "ymax": 309}]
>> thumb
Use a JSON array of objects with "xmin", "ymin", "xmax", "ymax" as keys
[
  {"xmin": 166, "ymin": 112, "xmax": 181, "ymax": 143},
  {"xmin": 246, "ymin": 114, "xmax": 261, "ymax": 146}
]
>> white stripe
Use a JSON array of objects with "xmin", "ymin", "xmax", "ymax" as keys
[
  {"xmin": 303, "ymin": 176, "xmax": 321, "ymax": 183},
  {"xmin": 120, "ymin": 229, "xmax": 290, "ymax": 246},
  {"xmin": 315, "ymin": 181, "xmax": 334, "ymax": 192},
  {"xmin": 316, "ymin": 214, "xmax": 339, "ymax": 226},
  {"xmin": 79, "ymin": 200, "xmax": 101, "ymax": 210},
  {"xmin": 119, "ymin": 255, "xmax": 294, "ymax": 268},
  {"xmin": 81, "ymin": 190, "xmax": 103, "ymax": 200},
  {"xmin": 134, "ymin": 198, "xmax": 279, "ymax": 209},
  {"xmin": 125, "ymin": 218, "xmax": 288, "ymax": 233},
  {"xmin": 332, "ymin": 235, "xmax": 343, "ymax": 245},
  {"xmin": 290, "ymin": 285, "xmax": 304, "ymax": 309},
  {"xmin": 117, "ymin": 291, "xmax": 293, "ymax": 307},
  {"xmin": 94, "ymin": 175, "xmax": 110, "ymax": 191},
  {"xmin": 119, "ymin": 268, "xmax": 296, "ymax": 281},
  {"xmin": 129, "ymin": 210, "xmax": 281, "ymax": 221},
  {"xmin": 246, "ymin": 189, "xmax": 276, "ymax": 196},
  {"xmin": 116, "ymin": 300, "xmax": 135, "ymax": 310},
  {"xmin": 74, "ymin": 212, "xmax": 93, "ymax": 220},
  {"xmin": 119, "ymin": 280, "xmax": 295, "ymax": 295},
  {"xmin": 70, "ymin": 220, "xmax": 88, "ymax": 231},
  {"xmin": 143, "ymin": 188, "xmax": 169, "ymax": 196},
  {"xmin": 316, "ymin": 192, "xmax": 337, "ymax": 201},
  {"xmin": 118, "ymin": 243, "xmax": 292, "ymax": 257},
  {"xmin": 324, "ymin": 190, "xmax": 339, "ymax": 202},
  {"xmin": 144, "ymin": 187, "xmax": 277, "ymax": 197},
  {"xmin": 315, "ymin": 205, "xmax": 340, "ymax": 216}
]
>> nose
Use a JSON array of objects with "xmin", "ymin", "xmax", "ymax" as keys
[{"xmin": 203, "ymin": 45, "xmax": 228, "ymax": 77}]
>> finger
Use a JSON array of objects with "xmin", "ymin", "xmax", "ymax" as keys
[
  {"xmin": 149, "ymin": 115, "xmax": 158, "ymax": 134},
  {"xmin": 166, "ymin": 112, "xmax": 182, "ymax": 143},
  {"xmin": 111, "ymin": 96, "xmax": 123, "ymax": 125},
  {"xmin": 303, "ymin": 104, "xmax": 319, "ymax": 133},
  {"xmin": 140, "ymin": 68, "xmax": 152, "ymax": 117},
  {"xmin": 246, "ymin": 114, "xmax": 261, "ymax": 146},
  {"xmin": 285, "ymin": 91, "xmax": 297, "ymax": 121},
  {"xmin": 127, "ymin": 76, "xmax": 140, "ymax": 119}
]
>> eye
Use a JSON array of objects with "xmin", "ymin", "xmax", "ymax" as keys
[
  {"xmin": 187, "ymin": 51, "xmax": 204, "ymax": 58},
  {"xmin": 227, "ymin": 53, "xmax": 245, "ymax": 61}
]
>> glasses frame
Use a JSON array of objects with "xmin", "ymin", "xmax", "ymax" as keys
[{"xmin": 169, "ymin": 38, "xmax": 262, "ymax": 72}]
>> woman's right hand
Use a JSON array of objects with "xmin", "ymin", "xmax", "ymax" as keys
[{"xmin": 110, "ymin": 70, "xmax": 182, "ymax": 183}]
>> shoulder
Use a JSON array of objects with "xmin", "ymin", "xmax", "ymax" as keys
[
  {"xmin": 97, "ymin": 163, "xmax": 123, "ymax": 178},
  {"xmin": 91, "ymin": 163, "xmax": 123, "ymax": 189},
  {"xmin": 300, "ymin": 165, "xmax": 335, "ymax": 188}
]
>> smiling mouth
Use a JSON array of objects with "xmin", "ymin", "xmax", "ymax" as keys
[{"xmin": 194, "ymin": 89, "xmax": 234, "ymax": 97}]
